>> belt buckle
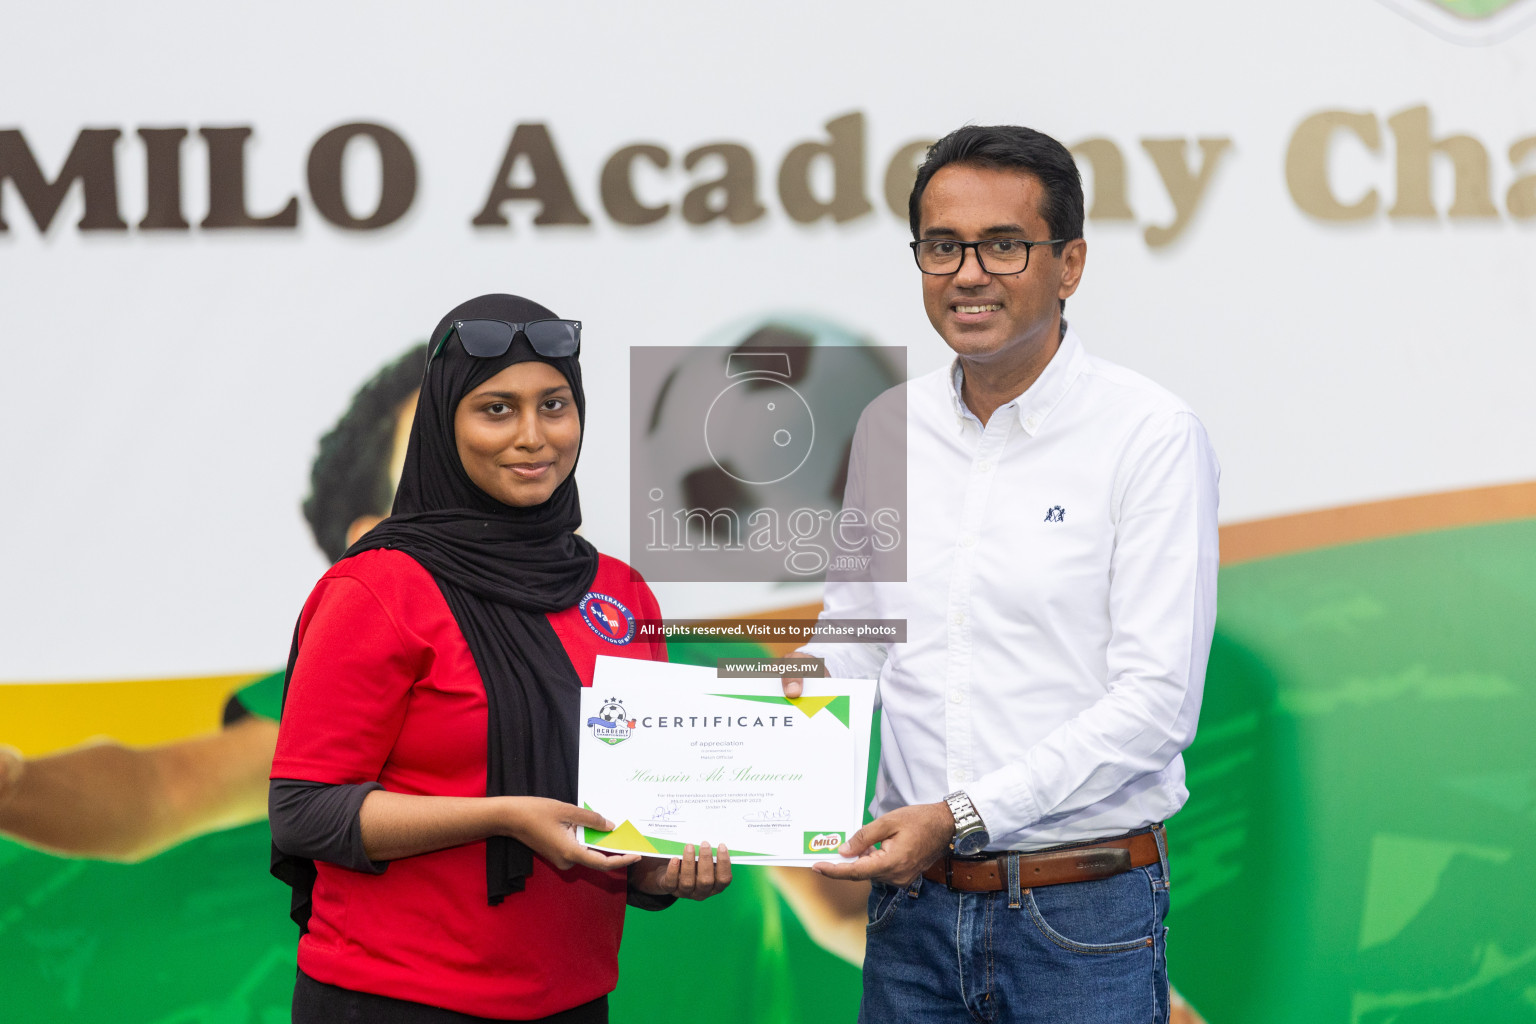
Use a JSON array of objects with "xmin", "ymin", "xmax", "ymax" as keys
[{"xmin": 1073, "ymin": 847, "xmax": 1133, "ymax": 879}]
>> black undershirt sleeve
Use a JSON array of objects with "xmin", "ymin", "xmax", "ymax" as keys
[
  {"xmin": 626, "ymin": 888, "xmax": 678, "ymax": 912},
  {"xmin": 269, "ymin": 778, "xmax": 388, "ymax": 874}
]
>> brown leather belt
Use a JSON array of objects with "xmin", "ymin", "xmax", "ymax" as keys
[{"xmin": 922, "ymin": 827, "xmax": 1162, "ymax": 892}]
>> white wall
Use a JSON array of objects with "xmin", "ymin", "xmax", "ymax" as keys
[{"xmin": 3, "ymin": 0, "xmax": 1533, "ymax": 678}]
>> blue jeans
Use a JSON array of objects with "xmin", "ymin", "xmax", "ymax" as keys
[{"xmin": 860, "ymin": 844, "xmax": 1170, "ymax": 1024}]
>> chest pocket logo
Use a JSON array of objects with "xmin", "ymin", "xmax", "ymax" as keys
[
  {"xmin": 580, "ymin": 592, "xmax": 637, "ymax": 645},
  {"xmin": 1044, "ymin": 505, "xmax": 1066, "ymax": 523}
]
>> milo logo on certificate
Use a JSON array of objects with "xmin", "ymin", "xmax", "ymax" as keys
[{"xmin": 803, "ymin": 831, "xmax": 845, "ymax": 854}]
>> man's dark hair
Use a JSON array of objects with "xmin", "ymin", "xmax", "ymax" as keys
[
  {"xmin": 908, "ymin": 124, "xmax": 1085, "ymax": 254},
  {"xmin": 302, "ymin": 343, "xmax": 427, "ymax": 562}
]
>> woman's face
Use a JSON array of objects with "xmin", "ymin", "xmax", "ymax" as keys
[{"xmin": 454, "ymin": 361, "xmax": 580, "ymax": 507}]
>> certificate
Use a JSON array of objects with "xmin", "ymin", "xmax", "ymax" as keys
[{"xmin": 577, "ymin": 655, "xmax": 876, "ymax": 865}]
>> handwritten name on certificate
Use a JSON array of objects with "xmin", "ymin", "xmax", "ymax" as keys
[{"xmin": 577, "ymin": 656, "xmax": 876, "ymax": 865}]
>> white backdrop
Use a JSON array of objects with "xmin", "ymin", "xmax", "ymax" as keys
[{"xmin": 3, "ymin": 0, "xmax": 1533, "ymax": 679}]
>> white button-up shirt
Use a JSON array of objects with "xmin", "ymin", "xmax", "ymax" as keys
[{"xmin": 803, "ymin": 326, "xmax": 1220, "ymax": 850}]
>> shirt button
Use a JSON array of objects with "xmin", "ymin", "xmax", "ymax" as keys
[
  {"xmin": 961, "ymin": 535, "xmax": 976, "ymax": 549},
  {"xmin": 951, "ymin": 611, "xmax": 966, "ymax": 626},
  {"xmin": 976, "ymin": 460, "xmax": 992, "ymax": 473},
  {"xmin": 950, "ymin": 692, "xmax": 963, "ymax": 704},
  {"xmin": 1025, "ymin": 415, "xmax": 1040, "ymax": 430}
]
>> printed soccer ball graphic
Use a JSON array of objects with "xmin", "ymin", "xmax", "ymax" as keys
[{"xmin": 597, "ymin": 700, "xmax": 629, "ymax": 724}]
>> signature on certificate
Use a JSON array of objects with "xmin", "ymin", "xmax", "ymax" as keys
[
  {"xmin": 648, "ymin": 804, "xmax": 683, "ymax": 822},
  {"xmin": 742, "ymin": 807, "xmax": 793, "ymax": 823}
]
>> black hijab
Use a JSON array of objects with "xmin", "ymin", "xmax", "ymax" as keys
[{"xmin": 274, "ymin": 294, "xmax": 599, "ymax": 927}]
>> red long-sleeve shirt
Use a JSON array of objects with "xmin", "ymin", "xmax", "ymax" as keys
[{"xmin": 272, "ymin": 548, "xmax": 667, "ymax": 1019}]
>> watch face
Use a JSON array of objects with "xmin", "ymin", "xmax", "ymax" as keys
[{"xmin": 954, "ymin": 829, "xmax": 989, "ymax": 857}]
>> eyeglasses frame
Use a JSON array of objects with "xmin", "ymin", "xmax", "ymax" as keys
[{"xmin": 908, "ymin": 237, "xmax": 1069, "ymax": 276}]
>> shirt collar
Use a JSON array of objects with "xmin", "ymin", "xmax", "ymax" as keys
[{"xmin": 947, "ymin": 321, "xmax": 1086, "ymax": 436}]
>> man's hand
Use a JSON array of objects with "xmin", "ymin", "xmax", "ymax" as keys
[
  {"xmin": 629, "ymin": 842, "xmax": 732, "ymax": 900},
  {"xmin": 780, "ymin": 651, "xmax": 817, "ymax": 699},
  {"xmin": 813, "ymin": 802, "xmax": 955, "ymax": 886}
]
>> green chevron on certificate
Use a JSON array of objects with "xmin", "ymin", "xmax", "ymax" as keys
[{"xmin": 578, "ymin": 655, "xmax": 876, "ymax": 866}]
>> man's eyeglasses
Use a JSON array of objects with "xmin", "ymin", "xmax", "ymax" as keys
[
  {"xmin": 909, "ymin": 238, "xmax": 1066, "ymax": 276},
  {"xmin": 428, "ymin": 318, "xmax": 582, "ymax": 366}
]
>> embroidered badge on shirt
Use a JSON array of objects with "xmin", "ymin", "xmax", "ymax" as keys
[
  {"xmin": 1044, "ymin": 505, "xmax": 1066, "ymax": 523},
  {"xmin": 579, "ymin": 592, "xmax": 637, "ymax": 645}
]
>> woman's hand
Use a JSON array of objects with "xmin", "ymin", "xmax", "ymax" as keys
[
  {"xmin": 503, "ymin": 797, "xmax": 641, "ymax": 873},
  {"xmin": 356, "ymin": 792, "xmax": 642, "ymax": 868},
  {"xmin": 629, "ymin": 842, "xmax": 732, "ymax": 900}
]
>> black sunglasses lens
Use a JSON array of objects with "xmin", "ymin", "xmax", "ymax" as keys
[
  {"xmin": 523, "ymin": 320, "xmax": 580, "ymax": 357},
  {"xmin": 454, "ymin": 320, "xmax": 516, "ymax": 358}
]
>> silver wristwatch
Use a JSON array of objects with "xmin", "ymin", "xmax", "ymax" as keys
[{"xmin": 945, "ymin": 790, "xmax": 990, "ymax": 857}]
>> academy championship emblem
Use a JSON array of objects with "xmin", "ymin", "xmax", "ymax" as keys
[
  {"xmin": 586, "ymin": 698, "xmax": 636, "ymax": 745},
  {"xmin": 580, "ymin": 592, "xmax": 636, "ymax": 645}
]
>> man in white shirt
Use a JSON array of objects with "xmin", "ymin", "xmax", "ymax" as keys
[{"xmin": 791, "ymin": 124, "xmax": 1220, "ymax": 1023}]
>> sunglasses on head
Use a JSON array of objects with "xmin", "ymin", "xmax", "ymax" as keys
[{"xmin": 428, "ymin": 318, "xmax": 582, "ymax": 366}]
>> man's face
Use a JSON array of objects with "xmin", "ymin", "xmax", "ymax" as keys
[{"xmin": 917, "ymin": 163, "xmax": 1085, "ymax": 368}]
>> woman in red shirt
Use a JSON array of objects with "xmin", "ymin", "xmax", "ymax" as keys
[{"xmin": 270, "ymin": 293, "xmax": 730, "ymax": 1022}]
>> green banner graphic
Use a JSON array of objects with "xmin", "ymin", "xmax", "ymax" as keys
[
  {"xmin": 710, "ymin": 693, "xmax": 852, "ymax": 727},
  {"xmin": 1170, "ymin": 517, "xmax": 1536, "ymax": 1022}
]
